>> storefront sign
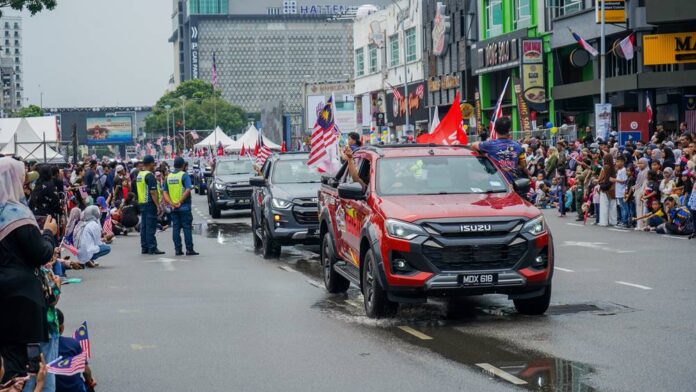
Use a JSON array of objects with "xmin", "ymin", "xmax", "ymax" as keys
[
  {"xmin": 428, "ymin": 75, "xmax": 459, "ymax": 92},
  {"xmin": 595, "ymin": 0, "xmax": 626, "ymax": 24},
  {"xmin": 472, "ymin": 31, "xmax": 525, "ymax": 75},
  {"xmin": 595, "ymin": 103, "xmax": 612, "ymax": 140},
  {"xmin": 521, "ymin": 63, "xmax": 546, "ymax": 111},
  {"xmin": 386, "ymin": 82, "xmax": 428, "ymax": 126},
  {"xmin": 618, "ymin": 112, "xmax": 649, "ymax": 142},
  {"xmin": 428, "ymin": 77, "xmax": 441, "ymax": 92},
  {"xmin": 643, "ymin": 32, "xmax": 696, "ymax": 65},
  {"xmin": 190, "ymin": 22, "xmax": 199, "ymax": 79},
  {"xmin": 460, "ymin": 103, "xmax": 474, "ymax": 120},
  {"xmin": 512, "ymin": 77, "xmax": 532, "ymax": 133},
  {"xmin": 432, "ymin": 2, "xmax": 450, "ymax": 57},
  {"xmin": 522, "ymin": 39, "xmax": 543, "ymax": 64},
  {"xmin": 474, "ymin": 88, "xmax": 483, "ymax": 133}
]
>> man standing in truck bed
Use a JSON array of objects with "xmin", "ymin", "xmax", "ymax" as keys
[{"xmin": 471, "ymin": 117, "xmax": 531, "ymax": 182}]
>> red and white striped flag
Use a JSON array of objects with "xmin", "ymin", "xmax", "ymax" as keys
[
  {"xmin": 646, "ymin": 95, "xmax": 653, "ymax": 124},
  {"xmin": 618, "ymin": 33, "xmax": 635, "ymax": 60},
  {"xmin": 489, "ymin": 76, "xmax": 510, "ymax": 140},
  {"xmin": 103, "ymin": 215, "xmax": 113, "ymax": 236},
  {"xmin": 570, "ymin": 28, "xmax": 598, "ymax": 57},
  {"xmin": 73, "ymin": 321, "xmax": 91, "ymax": 359},
  {"xmin": 61, "ymin": 240, "xmax": 78, "ymax": 256},
  {"xmin": 46, "ymin": 353, "xmax": 87, "ymax": 376},
  {"xmin": 307, "ymin": 98, "xmax": 339, "ymax": 173}
]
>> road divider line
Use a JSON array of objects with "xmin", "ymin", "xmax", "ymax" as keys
[
  {"xmin": 278, "ymin": 265, "xmax": 296, "ymax": 273},
  {"xmin": 566, "ymin": 223, "xmax": 584, "ymax": 227},
  {"xmin": 476, "ymin": 363, "xmax": 528, "ymax": 385},
  {"xmin": 662, "ymin": 235, "xmax": 687, "ymax": 240},
  {"xmin": 306, "ymin": 279, "xmax": 322, "ymax": 288},
  {"xmin": 609, "ymin": 228, "xmax": 629, "ymax": 232},
  {"xmin": 397, "ymin": 326, "xmax": 433, "ymax": 340},
  {"xmin": 555, "ymin": 267, "xmax": 574, "ymax": 272},
  {"xmin": 615, "ymin": 281, "xmax": 652, "ymax": 290}
]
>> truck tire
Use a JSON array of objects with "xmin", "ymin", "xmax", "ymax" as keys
[
  {"xmin": 321, "ymin": 233, "xmax": 349, "ymax": 293},
  {"xmin": 210, "ymin": 200, "xmax": 221, "ymax": 219},
  {"xmin": 362, "ymin": 249, "xmax": 397, "ymax": 319},
  {"xmin": 261, "ymin": 218, "xmax": 281, "ymax": 259},
  {"xmin": 251, "ymin": 210, "xmax": 262, "ymax": 251},
  {"xmin": 513, "ymin": 285, "xmax": 551, "ymax": 315}
]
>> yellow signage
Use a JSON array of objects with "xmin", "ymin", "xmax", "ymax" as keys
[
  {"xmin": 595, "ymin": 0, "xmax": 625, "ymax": 23},
  {"xmin": 643, "ymin": 32, "xmax": 696, "ymax": 65}
]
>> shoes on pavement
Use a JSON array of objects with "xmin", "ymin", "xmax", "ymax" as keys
[
  {"xmin": 575, "ymin": 217, "xmax": 583, "ymax": 221},
  {"xmin": 175, "ymin": 251, "xmax": 184, "ymax": 256},
  {"xmin": 149, "ymin": 250, "xmax": 165, "ymax": 255},
  {"xmin": 85, "ymin": 261, "xmax": 99, "ymax": 268},
  {"xmin": 186, "ymin": 251, "xmax": 200, "ymax": 256},
  {"xmin": 141, "ymin": 249, "xmax": 149, "ymax": 254}
]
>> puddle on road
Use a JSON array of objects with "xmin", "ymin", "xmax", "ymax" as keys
[{"xmin": 194, "ymin": 222, "xmax": 253, "ymax": 247}]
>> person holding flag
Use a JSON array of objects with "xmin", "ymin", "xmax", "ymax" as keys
[
  {"xmin": 471, "ymin": 117, "xmax": 531, "ymax": 183},
  {"xmin": 54, "ymin": 309, "xmax": 96, "ymax": 392}
]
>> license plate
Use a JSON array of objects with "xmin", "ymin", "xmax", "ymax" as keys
[{"xmin": 460, "ymin": 273, "xmax": 498, "ymax": 286}]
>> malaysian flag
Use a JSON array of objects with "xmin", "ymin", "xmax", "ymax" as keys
[
  {"xmin": 255, "ymin": 130, "xmax": 272, "ymax": 166},
  {"xmin": 73, "ymin": 322, "xmax": 92, "ymax": 359},
  {"xmin": 307, "ymin": 97, "xmax": 340, "ymax": 173},
  {"xmin": 46, "ymin": 353, "xmax": 87, "ymax": 376},
  {"xmin": 569, "ymin": 28, "xmax": 599, "ymax": 57},
  {"xmin": 211, "ymin": 52, "xmax": 218, "ymax": 88},
  {"xmin": 102, "ymin": 215, "xmax": 113, "ymax": 236},
  {"xmin": 489, "ymin": 76, "xmax": 510, "ymax": 140},
  {"xmin": 646, "ymin": 95, "xmax": 653, "ymax": 124},
  {"xmin": 388, "ymin": 82, "xmax": 403, "ymax": 102},
  {"xmin": 415, "ymin": 84, "xmax": 424, "ymax": 99},
  {"xmin": 61, "ymin": 239, "xmax": 78, "ymax": 256}
]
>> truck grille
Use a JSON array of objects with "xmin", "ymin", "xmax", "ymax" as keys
[
  {"xmin": 423, "ymin": 242, "xmax": 527, "ymax": 271},
  {"xmin": 292, "ymin": 198, "xmax": 319, "ymax": 225},
  {"xmin": 225, "ymin": 186, "xmax": 252, "ymax": 199}
]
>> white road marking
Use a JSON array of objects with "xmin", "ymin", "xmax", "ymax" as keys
[
  {"xmin": 130, "ymin": 344, "xmax": 157, "ymax": 351},
  {"xmin": 561, "ymin": 241, "xmax": 635, "ymax": 254},
  {"xmin": 609, "ymin": 228, "xmax": 629, "ymax": 232},
  {"xmin": 476, "ymin": 363, "xmax": 528, "ymax": 385},
  {"xmin": 662, "ymin": 235, "xmax": 687, "ymax": 240},
  {"xmin": 278, "ymin": 265, "xmax": 296, "ymax": 273},
  {"xmin": 615, "ymin": 281, "xmax": 652, "ymax": 290},
  {"xmin": 555, "ymin": 267, "xmax": 574, "ymax": 272},
  {"xmin": 144, "ymin": 257, "xmax": 176, "ymax": 271},
  {"xmin": 566, "ymin": 223, "xmax": 584, "ymax": 227},
  {"xmin": 306, "ymin": 279, "xmax": 323, "ymax": 288},
  {"xmin": 397, "ymin": 326, "xmax": 433, "ymax": 340},
  {"xmin": 345, "ymin": 299, "xmax": 363, "ymax": 309}
]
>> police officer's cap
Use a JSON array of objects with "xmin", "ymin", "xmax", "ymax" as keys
[
  {"xmin": 174, "ymin": 157, "xmax": 186, "ymax": 169},
  {"xmin": 142, "ymin": 155, "xmax": 155, "ymax": 165}
]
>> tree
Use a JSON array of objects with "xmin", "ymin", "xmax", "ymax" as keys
[
  {"xmin": 12, "ymin": 104, "xmax": 43, "ymax": 118},
  {"xmin": 0, "ymin": 0, "xmax": 57, "ymax": 17},
  {"xmin": 145, "ymin": 80, "xmax": 247, "ymax": 136}
]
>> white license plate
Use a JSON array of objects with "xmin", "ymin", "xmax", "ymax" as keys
[{"xmin": 460, "ymin": 273, "xmax": 498, "ymax": 286}]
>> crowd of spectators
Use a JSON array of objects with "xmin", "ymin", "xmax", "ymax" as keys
[{"xmin": 524, "ymin": 123, "xmax": 695, "ymax": 237}]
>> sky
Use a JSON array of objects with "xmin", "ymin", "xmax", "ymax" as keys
[{"xmin": 9, "ymin": 0, "xmax": 172, "ymax": 108}]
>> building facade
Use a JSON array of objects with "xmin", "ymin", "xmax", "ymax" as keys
[
  {"xmin": 0, "ymin": 15, "xmax": 23, "ymax": 115},
  {"xmin": 550, "ymin": 0, "xmax": 696, "ymax": 136},
  {"xmin": 353, "ymin": 0, "xmax": 427, "ymax": 140}
]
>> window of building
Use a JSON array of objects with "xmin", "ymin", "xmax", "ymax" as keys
[
  {"xmin": 14, "ymin": 23, "xmax": 19, "ymax": 29},
  {"xmin": 14, "ymin": 40, "xmax": 18, "ymax": 46},
  {"xmin": 14, "ymin": 49, "xmax": 19, "ymax": 54},
  {"xmin": 355, "ymin": 47, "xmax": 365, "ymax": 77},
  {"xmin": 389, "ymin": 34, "xmax": 400, "ymax": 67},
  {"xmin": 4, "ymin": 31, "xmax": 8, "ymax": 37},
  {"xmin": 4, "ymin": 22, "xmax": 8, "ymax": 28},
  {"xmin": 14, "ymin": 31, "xmax": 18, "ymax": 37},
  {"xmin": 368, "ymin": 44, "xmax": 378, "ymax": 73},
  {"xmin": 15, "ymin": 57, "xmax": 19, "ymax": 63},
  {"xmin": 485, "ymin": 0, "xmax": 503, "ymax": 38},
  {"xmin": 515, "ymin": 0, "xmax": 531, "ymax": 29},
  {"xmin": 553, "ymin": 0, "xmax": 583, "ymax": 18},
  {"xmin": 4, "ymin": 48, "xmax": 8, "ymax": 55},
  {"xmin": 405, "ymin": 28, "xmax": 417, "ymax": 62}
]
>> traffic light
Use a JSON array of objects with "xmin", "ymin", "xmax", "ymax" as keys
[{"xmin": 376, "ymin": 112, "xmax": 385, "ymax": 127}]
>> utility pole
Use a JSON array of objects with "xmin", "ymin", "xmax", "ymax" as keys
[
  {"xmin": 71, "ymin": 123, "xmax": 78, "ymax": 164},
  {"xmin": 180, "ymin": 96, "xmax": 187, "ymax": 153}
]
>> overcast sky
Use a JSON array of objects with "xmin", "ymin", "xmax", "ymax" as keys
[{"xmin": 10, "ymin": 0, "xmax": 172, "ymax": 108}]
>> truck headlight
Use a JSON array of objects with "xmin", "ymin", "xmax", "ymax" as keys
[
  {"xmin": 271, "ymin": 198, "xmax": 293, "ymax": 209},
  {"xmin": 521, "ymin": 215, "xmax": 546, "ymax": 236},
  {"xmin": 385, "ymin": 219, "xmax": 427, "ymax": 240},
  {"xmin": 214, "ymin": 182, "xmax": 225, "ymax": 191}
]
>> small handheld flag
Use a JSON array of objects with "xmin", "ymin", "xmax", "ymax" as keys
[
  {"xmin": 646, "ymin": 95, "xmax": 653, "ymax": 124},
  {"xmin": 490, "ymin": 77, "xmax": 510, "ymax": 140},
  {"xmin": 73, "ymin": 321, "xmax": 92, "ymax": 359},
  {"xmin": 46, "ymin": 354, "xmax": 87, "ymax": 376}
]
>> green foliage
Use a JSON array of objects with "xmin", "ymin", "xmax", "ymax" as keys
[
  {"xmin": 12, "ymin": 104, "xmax": 44, "ymax": 118},
  {"xmin": 145, "ymin": 80, "xmax": 246, "ymax": 136},
  {"xmin": 0, "ymin": 0, "xmax": 57, "ymax": 17}
]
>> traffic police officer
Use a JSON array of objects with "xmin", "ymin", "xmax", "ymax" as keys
[
  {"xmin": 136, "ymin": 155, "xmax": 164, "ymax": 255},
  {"xmin": 163, "ymin": 157, "xmax": 198, "ymax": 256}
]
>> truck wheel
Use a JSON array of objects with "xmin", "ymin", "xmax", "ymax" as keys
[
  {"xmin": 362, "ymin": 249, "xmax": 397, "ymax": 319},
  {"xmin": 251, "ymin": 211, "xmax": 262, "ymax": 251},
  {"xmin": 261, "ymin": 218, "xmax": 281, "ymax": 259},
  {"xmin": 513, "ymin": 285, "xmax": 551, "ymax": 315},
  {"xmin": 321, "ymin": 233, "xmax": 349, "ymax": 293}
]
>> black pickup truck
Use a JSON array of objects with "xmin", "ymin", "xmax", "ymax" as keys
[
  {"xmin": 250, "ymin": 152, "xmax": 322, "ymax": 258},
  {"xmin": 207, "ymin": 158, "xmax": 255, "ymax": 218}
]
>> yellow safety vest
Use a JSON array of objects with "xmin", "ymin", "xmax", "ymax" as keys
[
  {"xmin": 167, "ymin": 171, "xmax": 186, "ymax": 204},
  {"xmin": 136, "ymin": 170, "xmax": 152, "ymax": 204}
]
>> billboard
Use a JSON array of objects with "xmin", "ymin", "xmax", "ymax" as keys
[{"xmin": 85, "ymin": 116, "xmax": 133, "ymax": 145}]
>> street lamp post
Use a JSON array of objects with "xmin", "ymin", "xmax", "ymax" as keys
[
  {"xmin": 164, "ymin": 104, "xmax": 171, "ymax": 142},
  {"xmin": 180, "ymin": 96, "xmax": 187, "ymax": 153},
  {"xmin": 391, "ymin": 0, "xmax": 410, "ymax": 141}
]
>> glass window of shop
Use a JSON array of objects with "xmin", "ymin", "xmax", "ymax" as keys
[
  {"xmin": 515, "ymin": 0, "xmax": 531, "ymax": 29},
  {"xmin": 368, "ymin": 44, "xmax": 379, "ymax": 73},
  {"xmin": 405, "ymin": 28, "xmax": 417, "ymax": 62},
  {"xmin": 552, "ymin": 0, "xmax": 583, "ymax": 19},
  {"xmin": 485, "ymin": 0, "xmax": 503, "ymax": 38},
  {"xmin": 389, "ymin": 34, "xmax": 400, "ymax": 67},
  {"xmin": 355, "ymin": 48, "xmax": 365, "ymax": 77}
]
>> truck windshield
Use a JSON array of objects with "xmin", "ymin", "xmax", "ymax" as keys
[
  {"xmin": 216, "ymin": 160, "xmax": 253, "ymax": 175},
  {"xmin": 272, "ymin": 159, "xmax": 321, "ymax": 184},
  {"xmin": 376, "ymin": 156, "xmax": 509, "ymax": 196}
]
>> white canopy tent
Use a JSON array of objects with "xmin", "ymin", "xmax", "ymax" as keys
[
  {"xmin": 193, "ymin": 126, "xmax": 236, "ymax": 150},
  {"xmin": 224, "ymin": 124, "xmax": 280, "ymax": 152},
  {"xmin": 0, "ymin": 118, "xmax": 64, "ymax": 162}
]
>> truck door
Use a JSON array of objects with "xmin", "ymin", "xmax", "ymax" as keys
[{"xmin": 340, "ymin": 157, "xmax": 371, "ymax": 268}]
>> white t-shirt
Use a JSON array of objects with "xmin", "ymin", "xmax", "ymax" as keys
[{"xmin": 615, "ymin": 168, "xmax": 627, "ymax": 198}]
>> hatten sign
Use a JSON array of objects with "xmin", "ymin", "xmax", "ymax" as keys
[{"xmin": 643, "ymin": 32, "xmax": 696, "ymax": 65}]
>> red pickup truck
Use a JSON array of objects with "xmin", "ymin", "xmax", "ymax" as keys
[{"xmin": 318, "ymin": 145, "xmax": 553, "ymax": 318}]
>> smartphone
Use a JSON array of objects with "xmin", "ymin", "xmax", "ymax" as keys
[
  {"xmin": 35, "ymin": 215, "xmax": 47, "ymax": 228},
  {"xmin": 26, "ymin": 343, "xmax": 41, "ymax": 373}
]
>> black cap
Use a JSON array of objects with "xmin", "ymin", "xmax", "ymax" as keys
[
  {"xmin": 174, "ymin": 157, "xmax": 185, "ymax": 169},
  {"xmin": 142, "ymin": 155, "xmax": 155, "ymax": 165}
]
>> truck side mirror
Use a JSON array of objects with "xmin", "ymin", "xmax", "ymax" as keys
[
  {"xmin": 513, "ymin": 178, "xmax": 531, "ymax": 194},
  {"xmin": 338, "ymin": 182, "xmax": 366, "ymax": 201},
  {"xmin": 249, "ymin": 176, "xmax": 266, "ymax": 187}
]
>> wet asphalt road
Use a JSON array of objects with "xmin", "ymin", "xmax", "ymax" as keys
[{"xmin": 56, "ymin": 195, "xmax": 696, "ymax": 391}]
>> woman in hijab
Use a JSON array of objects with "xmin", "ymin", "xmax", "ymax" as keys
[
  {"xmin": 662, "ymin": 145, "xmax": 676, "ymax": 170},
  {"xmin": 29, "ymin": 165, "xmax": 62, "ymax": 221},
  {"xmin": 74, "ymin": 205, "xmax": 110, "ymax": 268},
  {"xmin": 598, "ymin": 152, "xmax": 618, "ymax": 226},
  {"xmin": 0, "ymin": 157, "xmax": 58, "ymax": 384}
]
